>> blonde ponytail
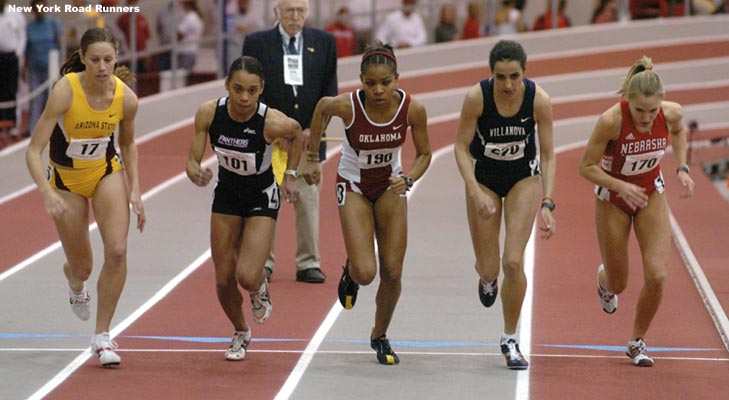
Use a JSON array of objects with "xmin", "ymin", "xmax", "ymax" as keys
[{"xmin": 618, "ymin": 55, "xmax": 664, "ymax": 99}]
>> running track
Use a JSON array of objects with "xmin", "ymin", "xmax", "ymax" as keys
[{"xmin": 1, "ymin": 20, "xmax": 728, "ymax": 400}]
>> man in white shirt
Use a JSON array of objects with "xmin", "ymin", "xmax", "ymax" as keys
[
  {"xmin": 339, "ymin": 0, "xmax": 373, "ymax": 54},
  {"xmin": 375, "ymin": 0, "xmax": 427, "ymax": 49},
  {"xmin": 0, "ymin": 0, "xmax": 27, "ymax": 138}
]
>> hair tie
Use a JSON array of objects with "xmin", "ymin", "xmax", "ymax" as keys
[{"xmin": 364, "ymin": 50, "xmax": 397, "ymax": 65}]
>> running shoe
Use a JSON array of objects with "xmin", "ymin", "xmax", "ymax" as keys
[
  {"xmin": 597, "ymin": 264, "xmax": 618, "ymax": 314},
  {"xmin": 338, "ymin": 259, "xmax": 359, "ymax": 310},
  {"xmin": 225, "ymin": 330, "xmax": 252, "ymax": 361},
  {"xmin": 69, "ymin": 287, "xmax": 91, "ymax": 321},
  {"xmin": 627, "ymin": 338, "xmax": 654, "ymax": 366},
  {"xmin": 478, "ymin": 278, "xmax": 498, "ymax": 308},
  {"xmin": 500, "ymin": 338, "xmax": 529, "ymax": 370},
  {"xmin": 92, "ymin": 332, "xmax": 121, "ymax": 367},
  {"xmin": 250, "ymin": 279, "xmax": 272, "ymax": 324},
  {"xmin": 370, "ymin": 332, "xmax": 400, "ymax": 365}
]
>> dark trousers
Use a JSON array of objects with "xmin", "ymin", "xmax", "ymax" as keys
[{"xmin": 0, "ymin": 52, "xmax": 19, "ymax": 122}]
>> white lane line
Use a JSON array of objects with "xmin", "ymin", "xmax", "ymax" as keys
[
  {"xmin": 669, "ymin": 210, "xmax": 729, "ymax": 352},
  {"xmin": 273, "ymin": 302, "xmax": 343, "ymax": 400},
  {"xmin": 26, "ymin": 249, "xmax": 212, "ymax": 400},
  {"xmin": 516, "ymin": 227, "xmax": 535, "ymax": 400},
  {"xmin": 273, "ymin": 144, "xmax": 453, "ymax": 399}
]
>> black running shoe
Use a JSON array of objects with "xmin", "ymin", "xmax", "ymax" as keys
[
  {"xmin": 338, "ymin": 259, "xmax": 359, "ymax": 310},
  {"xmin": 370, "ymin": 333, "xmax": 400, "ymax": 365},
  {"xmin": 478, "ymin": 278, "xmax": 498, "ymax": 308},
  {"xmin": 500, "ymin": 338, "xmax": 529, "ymax": 370}
]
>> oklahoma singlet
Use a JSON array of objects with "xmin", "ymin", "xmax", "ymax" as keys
[
  {"xmin": 595, "ymin": 99, "xmax": 669, "ymax": 214},
  {"xmin": 209, "ymin": 97, "xmax": 279, "ymax": 218},
  {"xmin": 469, "ymin": 77, "xmax": 540, "ymax": 197},
  {"xmin": 337, "ymin": 89, "xmax": 410, "ymax": 203},
  {"xmin": 48, "ymin": 72, "xmax": 125, "ymax": 198}
]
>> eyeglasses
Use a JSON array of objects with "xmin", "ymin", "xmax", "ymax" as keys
[{"xmin": 279, "ymin": 7, "xmax": 308, "ymax": 17}]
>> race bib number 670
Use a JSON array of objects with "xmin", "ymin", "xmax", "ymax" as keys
[{"xmin": 484, "ymin": 140, "xmax": 526, "ymax": 161}]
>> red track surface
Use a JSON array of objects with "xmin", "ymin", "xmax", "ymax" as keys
[{"xmin": 3, "ymin": 40, "xmax": 728, "ymax": 399}]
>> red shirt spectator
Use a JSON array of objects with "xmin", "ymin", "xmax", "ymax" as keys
[
  {"xmin": 532, "ymin": 11, "xmax": 570, "ymax": 30},
  {"xmin": 116, "ymin": 0, "xmax": 150, "ymax": 53},
  {"xmin": 461, "ymin": 2, "xmax": 481, "ymax": 40},
  {"xmin": 325, "ymin": 6, "xmax": 354, "ymax": 57}
]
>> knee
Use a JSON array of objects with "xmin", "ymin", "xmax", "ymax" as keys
[
  {"xmin": 104, "ymin": 241, "xmax": 127, "ymax": 266},
  {"xmin": 606, "ymin": 274, "xmax": 628, "ymax": 294},
  {"xmin": 68, "ymin": 260, "xmax": 93, "ymax": 281},
  {"xmin": 235, "ymin": 263, "xmax": 262, "ymax": 291},
  {"xmin": 644, "ymin": 268, "xmax": 667, "ymax": 291},
  {"xmin": 351, "ymin": 260, "xmax": 376, "ymax": 285},
  {"xmin": 379, "ymin": 264, "xmax": 402, "ymax": 287},
  {"xmin": 501, "ymin": 257, "xmax": 524, "ymax": 278},
  {"xmin": 215, "ymin": 274, "xmax": 237, "ymax": 293}
]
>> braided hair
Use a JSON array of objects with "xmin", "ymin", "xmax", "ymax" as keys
[{"xmin": 360, "ymin": 42, "xmax": 397, "ymax": 75}]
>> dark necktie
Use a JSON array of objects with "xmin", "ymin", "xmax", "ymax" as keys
[{"xmin": 288, "ymin": 37, "xmax": 297, "ymax": 55}]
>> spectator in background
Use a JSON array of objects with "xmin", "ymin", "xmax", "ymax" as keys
[
  {"xmin": 462, "ymin": 2, "xmax": 482, "ymax": 40},
  {"xmin": 116, "ymin": 0, "xmax": 151, "ymax": 72},
  {"xmin": 24, "ymin": 0, "xmax": 62, "ymax": 137},
  {"xmin": 435, "ymin": 3, "xmax": 459, "ymax": 43},
  {"xmin": 376, "ymin": 0, "xmax": 427, "ymax": 49},
  {"xmin": 65, "ymin": 0, "xmax": 105, "ymax": 56},
  {"xmin": 629, "ymin": 0, "xmax": 688, "ymax": 19},
  {"xmin": 242, "ymin": 0, "xmax": 338, "ymax": 284},
  {"xmin": 325, "ymin": 6, "xmax": 355, "ymax": 57},
  {"xmin": 0, "ymin": 0, "xmax": 26, "ymax": 139},
  {"xmin": 492, "ymin": 0, "xmax": 526, "ymax": 36},
  {"xmin": 156, "ymin": 1, "xmax": 184, "ymax": 71},
  {"xmin": 178, "ymin": 0, "xmax": 204, "ymax": 72},
  {"xmin": 339, "ymin": 0, "xmax": 373, "ymax": 54},
  {"xmin": 592, "ymin": 0, "xmax": 618, "ymax": 23},
  {"xmin": 532, "ymin": 0, "xmax": 571, "ymax": 31},
  {"xmin": 225, "ymin": 0, "xmax": 264, "ymax": 65},
  {"xmin": 717, "ymin": 0, "xmax": 729, "ymax": 13}
]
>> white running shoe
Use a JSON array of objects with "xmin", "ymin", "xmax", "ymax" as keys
[
  {"xmin": 627, "ymin": 338, "xmax": 654, "ymax": 366},
  {"xmin": 92, "ymin": 332, "xmax": 121, "ymax": 367},
  {"xmin": 69, "ymin": 288, "xmax": 91, "ymax": 321},
  {"xmin": 596, "ymin": 264, "xmax": 618, "ymax": 314},
  {"xmin": 250, "ymin": 280, "xmax": 272, "ymax": 324},
  {"xmin": 225, "ymin": 330, "xmax": 252, "ymax": 361}
]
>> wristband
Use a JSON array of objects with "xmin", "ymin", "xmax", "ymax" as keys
[
  {"xmin": 306, "ymin": 151, "xmax": 320, "ymax": 162},
  {"xmin": 401, "ymin": 175, "xmax": 414, "ymax": 189},
  {"xmin": 541, "ymin": 201, "xmax": 555, "ymax": 212},
  {"xmin": 676, "ymin": 165, "xmax": 689, "ymax": 174}
]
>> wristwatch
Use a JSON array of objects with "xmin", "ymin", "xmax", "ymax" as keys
[
  {"xmin": 401, "ymin": 175, "xmax": 414, "ymax": 189},
  {"xmin": 676, "ymin": 165, "xmax": 690, "ymax": 174},
  {"xmin": 541, "ymin": 201, "xmax": 556, "ymax": 212},
  {"xmin": 284, "ymin": 169, "xmax": 298, "ymax": 178}
]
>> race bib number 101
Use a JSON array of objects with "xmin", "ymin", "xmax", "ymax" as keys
[{"xmin": 215, "ymin": 147, "xmax": 256, "ymax": 176}]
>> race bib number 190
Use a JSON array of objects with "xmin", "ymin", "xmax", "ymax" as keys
[{"xmin": 358, "ymin": 148, "xmax": 396, "ymax": 169}]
